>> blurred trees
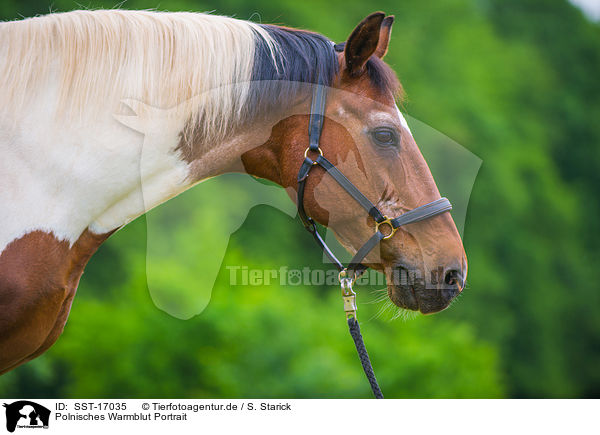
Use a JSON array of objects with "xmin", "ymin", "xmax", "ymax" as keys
[{"xmin": 1, "ymin": 0, "xmax": 598, "ymax": 398}]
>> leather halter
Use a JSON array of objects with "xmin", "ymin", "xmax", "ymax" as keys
[{"xmin": 296, "ymin": 84, "xmax": 453, "ymax": 282}]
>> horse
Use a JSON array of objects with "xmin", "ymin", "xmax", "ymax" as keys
[{"xmin": 0, "ymin": 10, "xmax": 467, "ymax": 375}]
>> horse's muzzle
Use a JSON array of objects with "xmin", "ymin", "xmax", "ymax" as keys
[{"xmin": 388, "ymin": 265, "xmax": 464, "ymax": 314}]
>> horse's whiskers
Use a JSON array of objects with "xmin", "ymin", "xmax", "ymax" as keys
[
  {"xmin": 447, "ymin": 290, "xmax": 465, "ymax": 308},
  {"xmin": 370, "ymin": 299, "xmax": 394, "ymax": 321},
  {"xmin": 364, "ymin": 291, "xmax": 390, "ymax": 305},
  {"xmin": 390, "ymin": 307, "xmax": 418, "ymax": 322}
]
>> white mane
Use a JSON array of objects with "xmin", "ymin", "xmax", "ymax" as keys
[{"xmin": 0, "ymin": 9, "xmax": 277, "ymax": 140}]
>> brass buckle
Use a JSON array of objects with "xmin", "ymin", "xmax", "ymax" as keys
[
  {"xmin": 304, "ymin": 146, "xmax": 323, "ymax": 164},
  {"xmin": 375, "ymin": 216, "xmax": 397, "ymax": 240}
]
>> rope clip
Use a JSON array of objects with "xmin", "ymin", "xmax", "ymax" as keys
[{"xmin": 339, "ymin": 270, "xmax": 357, "ymax": 320}]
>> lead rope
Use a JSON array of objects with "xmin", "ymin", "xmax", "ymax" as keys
[
  {"xmin": 348, "ymin": 319, "xmax": 384, "ymax": 399},
  {"xmin": 340, "ymin": 273, "xmax": 384, "ymax": 399}
]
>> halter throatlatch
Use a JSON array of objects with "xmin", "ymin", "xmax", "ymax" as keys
[{"xmin": 296, "ymin": 84, "xmax": 453, "ymax": 399}]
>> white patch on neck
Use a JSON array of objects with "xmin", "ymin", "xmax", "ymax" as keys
[
  {"xmin": 90, "ymin": 99, "xmax": 193, "ymax": 234},
  {"xmin": 395, "ymin": 105, "xmax": 413, "ymax": 136},
  {"xmin": 0, "ymin": 81, "xmax": 194, "ymax": 254}
]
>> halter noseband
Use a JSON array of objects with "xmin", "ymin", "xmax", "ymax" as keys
[{"xmin": 296, "ymin": 84, "xmax": 452, "ymax": 285}]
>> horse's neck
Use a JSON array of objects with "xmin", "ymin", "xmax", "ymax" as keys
[
  {"xmin": 0, "ymin": 96, "xmax": 273, "ymax": 257},
  {"xmin": 0, "ymin": 88, "xmax": 280, "ymax": 373}
]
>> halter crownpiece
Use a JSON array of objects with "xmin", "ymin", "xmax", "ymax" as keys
[{"xmin": 295, "ymin": 83, "xmax": 453, "ymax": 399}]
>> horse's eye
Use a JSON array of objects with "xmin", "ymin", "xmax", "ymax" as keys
[{"xmin": 371, "ymin": 128, "xmax": 399, "ymax": 147}]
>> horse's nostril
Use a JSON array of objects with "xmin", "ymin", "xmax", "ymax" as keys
[{"xmin": 444, "ymin": 269, "xmax": 461, "ymax": 287}]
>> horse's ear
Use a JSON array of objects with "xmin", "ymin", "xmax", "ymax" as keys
[
  {"xmin": 344, "ymin": 12, "xmax": 385, "ymax": 76},
  {"xmin": 374, "ymin": 16, "xmax": 394, "ymax": 59}
]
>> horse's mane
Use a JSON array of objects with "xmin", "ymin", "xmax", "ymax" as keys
[
  {"xmin": 0, "ymin": 10, "xmax": 398, "ymax": 144},
  {"xmin": 0, "ymin": 10, "xmax": 279, "ymax": 141}
]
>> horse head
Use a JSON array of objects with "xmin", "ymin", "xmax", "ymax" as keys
[{"xmin": 244, "ymin": 13, "xmax": 467, "ymax": 313}]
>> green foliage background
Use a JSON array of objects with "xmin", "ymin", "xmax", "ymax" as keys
[{"xmin": 1, "ymin": 0, "xmax": 599, "ymax": 398}]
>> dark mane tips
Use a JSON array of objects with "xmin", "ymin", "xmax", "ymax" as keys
[
  {"xmin": 248, "ymin": 24, "xmax": 402, "ymax": 119},
  {"xmin": 253, "ymin": 25, "xmax": 339, "ymax": 86}
]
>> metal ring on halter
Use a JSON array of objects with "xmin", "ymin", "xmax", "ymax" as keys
[
  {"xmin": 375, "ymin": 216, "xmax": 398, "ymax": 240},
  {"xmin": 304, "ymin": 146, "xmax": 323, "ymax": 164}
]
